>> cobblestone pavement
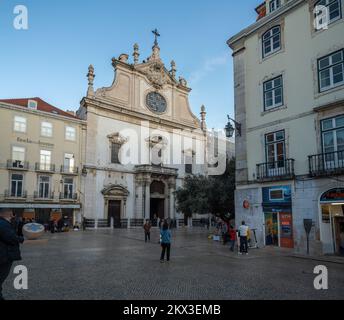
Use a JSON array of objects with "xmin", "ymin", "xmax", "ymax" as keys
[{"xmin": 3, "ymin": 228, "xmax": 344, "ymax": 300}]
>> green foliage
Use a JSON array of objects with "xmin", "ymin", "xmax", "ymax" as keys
[{"xmin": 175, "ymin": 158, "xmax": 236, "ymax": 221}]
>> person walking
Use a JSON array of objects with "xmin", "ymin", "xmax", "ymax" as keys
[
  {"xmin": 228, "ymin": 225, "xmax": 236, "ymax": 252},
  {"xmin": 221, "ymin": 221, "xmax": 229, "ymax": 245},
  {"xmin": 143, "ymin": 220, "xmax": 152, "ymax": 243},
  {"xmin": 238, "ymin": 221, "xmax": 249, "ymax": 255},
  {"xmin": 0, "ymin": 208, "xmax": 24, "ymax": 300},
  {"xmin": 160, "ymin": 222, "xmax": 171, "ymax": 263}
]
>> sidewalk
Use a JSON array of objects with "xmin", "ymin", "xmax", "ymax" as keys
[{"xmin": 255, "ymin": 245, "xmax": 344, "ymax": 265}]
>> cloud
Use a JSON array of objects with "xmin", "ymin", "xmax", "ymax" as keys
[{"xmin": 189, "ymin": 54, "xmax": 229, "ymax": 85}]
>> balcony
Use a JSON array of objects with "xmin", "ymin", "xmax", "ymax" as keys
[
  {"xmin": 309, "ymin": 150, "xmax": 344, "ymax": 177},
  {"xmin": 256, "ymin": 159, "xmax": 295, "ymax": 182},
  {"xmin": 33, "ymin": 191, "xmax": 55, "ymax": 200},
  {"xmin": 61, "ymin": 166, "xmax": 79, "ymax": 175},
  {"xmin": 35, "ymin": 163, "xmax": 56, "ymax": 173},
  {"xmin": 4, "ymin": 190, "xmax": 27, "ymax": 199},
  {"xmin": 59, "ymin": 192, "xmax": 78, "ymax": 201},
  {"xmin": 7, "ymin": 160, "xmax": 29, "ymax": 171}
]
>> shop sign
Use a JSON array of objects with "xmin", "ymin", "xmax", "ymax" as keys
[
  {"xmin": 263, "ymin": 185, "xmax": 292, "ymax": 205},
  {"xmin": 17, "ymin": 137, "xmax": 54, "ymax": 148},
  {"xmin": 320, "ymin": 188, "xmax": 344, "ymax": 203}
]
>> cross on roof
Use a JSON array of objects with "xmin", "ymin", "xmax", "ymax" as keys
[{"xmin": 152, "ymin": 28, "xmax": 160, "ymax": 46}]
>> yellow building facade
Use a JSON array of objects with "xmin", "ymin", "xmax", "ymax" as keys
[{"xmin": 0, "ymin": 98, "xmax": 86, "ymax": 226}]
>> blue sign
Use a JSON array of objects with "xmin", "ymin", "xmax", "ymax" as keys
[{"xmin": 263, "ymin": 185, "xmax": 292, "ymax": 205}]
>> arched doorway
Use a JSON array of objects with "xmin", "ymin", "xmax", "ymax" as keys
[
  {"xmin": 319, "ymin": 188, "xmax": 344, "ymax": 255},
  {"xmin": 101, "ymin": 185, "xmax": 129, "ymax": 228},
  {"xmin": 150, "ymin": 181, "xmax": 165, "ymax": 225}
]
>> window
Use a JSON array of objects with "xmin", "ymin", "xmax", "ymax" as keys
[
  {"xmin": 65, "ymin": 126, "xmax": 76, "ymax": 141},
  {"xmin": 27, "ymin": 100, "xmax": 37, "ymax": 110},
  {"xmin": 262, "ymin": 26, "xmax": 281, "ymax": 58},
  {"xmin": 38, "ymin": 176, "xmax": 50, "ymax": 199},
  {"xmin": 269, "ymin": 0, "xmax": 281, "ymax": 13},
  {"xmin": 264, "ymin": 76, "xmax": 284, "ymax": 110},
  {"xmin": 12, "ymin": 146, "xmax": 25, "ymax": 162},
  {"xmin": 63, "ymin": 177, "xmax": 74, "ymax": 199},
  {"xmin": 111, "ymin": 143, "xmax": 121, "ymax": 164},
  {"xmin": 265, "ymin": 130, "xmax": 286, "ymax": 169},
  {"xmin": 11, "ymin": 174, "xmax": 23, "ymax": 197},
  {"xmin": 14, "ymin": 116, "xmax": 27, "ymax": 133},
  {"xmin": 315, "ymin": 0, "xmax": 342, "ymax": 27},
  {"xmin": 321, "ymin": 115, "xmax": 344, "ymax": 163},
  {"xmin": 318, "ymin": 49, "xmax": 344, "ymax": 92},
  {"xmin": 185, "ymin": 154, "xmax": 193, "ymax": 174},
  {"xmin": 64, "ymin": 153, "xmax": 75, "ymax": 172},
  {"xmin": 41, "ymin": 121, "xmax": 53, "ymax": 137},
  {"xmin": 40, "ymin": 150, "xmax": 51, "ymax": 171}
]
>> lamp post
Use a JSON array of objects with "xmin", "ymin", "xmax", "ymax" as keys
[{"xmin": 225, "ymin": 115, "xmax": 241, "ymax": 138}]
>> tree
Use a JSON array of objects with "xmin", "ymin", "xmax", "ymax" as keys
[{"xmin": 175, "ymin": 158, "xmax": 236, "ymax": 222}]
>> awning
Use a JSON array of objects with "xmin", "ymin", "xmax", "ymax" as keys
[{"xmin": 0, "ymin": 203, "xmax": 81, "ymax": 209}]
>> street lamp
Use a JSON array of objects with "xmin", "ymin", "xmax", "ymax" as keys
[{"xmin": 225, "ymin": 115, "xmax": 241, "ymax": 138}]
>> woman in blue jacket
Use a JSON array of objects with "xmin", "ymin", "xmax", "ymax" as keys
[{"xmin": 160, "ymin": 222, "xmax": 171, "ymax": 263}]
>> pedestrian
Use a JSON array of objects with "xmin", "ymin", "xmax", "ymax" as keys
[
  {"xmin": 238, "ymin": 221, "xmax": 249, "ymax": 255},
  {"xmin": 221, "ymin": 221, "xmax": 229, "ymax": 245},
  {"xmin": 160, "ymin": 222, "xmax": 171, "ymax": 263},
  {"xmin": 17, "ymin": 218, "xmax": 25, "ymax": 237},
  {"xmin": 228, "ymin": 225, "xmax": 236, "ymax": 252},
  {"xmin": 0, "ymin": 208, "xmax": 24, "ymax": 300},
  {"xmin": 143, "ymin": 220, "xmax": 152, "ymax": 243},
  {"xmin": 339, "ymin": 226, "xmax": 344, "ymax": 256}
]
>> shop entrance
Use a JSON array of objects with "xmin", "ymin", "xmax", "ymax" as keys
[
  {"xmin": 264, "ymin": 212, "xmax": 294, "ymax": 248},
  {"xmin": 265, "ymin": 212, "xmax": 279, "ymax": 246},
  {"xmin": 334, "ymin": 217, "xmax": 344, "ymax": 256},
  {"xmin": 320, "ymin": 189, "xmax": 344, "ymax": 255}
]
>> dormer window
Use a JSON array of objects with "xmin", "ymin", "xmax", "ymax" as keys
[
  {"xmin": 269, "ymin": 0, "xmax": 281, "ymax": 13},
  {"xmin": 262, "ymin": 26, "xmax": 281, "ymax": 58},
  {"xmin": 28, "ymin": 100, "xmax": 38, "ymax": 110}
]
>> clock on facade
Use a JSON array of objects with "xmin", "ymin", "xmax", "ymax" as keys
[{"xmin": 146, "ymin": 92, "xmax": 167, "ymax": 113}]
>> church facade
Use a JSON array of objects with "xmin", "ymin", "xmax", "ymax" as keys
[{"xmin": 77, "ymin": 36, "xmax": 211, "ymax": 227}]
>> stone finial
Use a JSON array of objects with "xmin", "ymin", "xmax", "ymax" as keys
[
  {"xmin": 118, "ymin": 54, "xmax": 129, "ymax": 63},
  {"xmin": 200, "ymin": 105, "xmax": 207, "ymax": 131},
  {"xmin": 170, "ymin": 60, "xmax": 177, "ymax": 78},
  {"xmin": 179, "ymin": 77, "xmax": 187, "ymax": 87},
  {"xmin": 87, "ymin": 65, "xmax": 95, "ymax": 97},
  {"xmin": 133, "ymin": 43, "xmax": 140, "ymax": 64}
]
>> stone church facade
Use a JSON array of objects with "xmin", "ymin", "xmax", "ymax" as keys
[{"xmin": 77, "ymin": 37, "xmax": 210, "ymax": 227}]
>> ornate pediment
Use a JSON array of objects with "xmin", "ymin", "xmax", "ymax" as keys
[
  {"xmin": 107, "ymin": 133, "xmax": 128, "ymax": 145},
  {"xmin": 137, "ymin": 60, "xmax": 174, "ymax": 89},
  {"xmin": 101, "ymin": 184, "xmax": 129, "ymax": 197}
]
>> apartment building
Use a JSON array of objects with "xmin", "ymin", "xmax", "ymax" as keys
[
  {"xmin": 0, "ymin": 98, "xmax": 86, "ymax": 226},
  {"xmin": 228, "ymin": 0, "xmax": 344, "ymax": 255}
]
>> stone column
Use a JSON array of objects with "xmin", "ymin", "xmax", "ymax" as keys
[{"xmin": 145, "ymin": 182, "xmax": 150, "ymax": 220}]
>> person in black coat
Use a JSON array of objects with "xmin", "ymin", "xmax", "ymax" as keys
[{"xmin": 0, "ymin": 208, "xmax": 24, "ymax": 300}]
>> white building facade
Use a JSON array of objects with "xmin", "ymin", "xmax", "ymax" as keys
[
  {"xmin": 78, "ymin": 38, "xmax": 216, "ymax": 228},
  {"xmin": 228, "ymin": 0, "xmax": 344, "ymax": 255}
]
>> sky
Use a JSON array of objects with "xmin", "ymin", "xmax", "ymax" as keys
[{"xmin": 0, "ymin": 0, "xmax": 259, "ymax": 130}]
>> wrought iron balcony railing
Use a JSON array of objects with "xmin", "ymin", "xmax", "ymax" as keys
[
  {"xmin": 33, "ymin": 191, "xmax": 54, "ymax": 200},
  {"xmin": 35, "ymin": 163, "xmax": 56, "ymax": 172},
  {"xmin": 256, "ymin": 159, "xmax": 295, "ymax": 181},
  {"xmin": 60, "ymin": 166, "xmax": 79, "ymax": 175},
  {"xmin": 7, "ymin": 160, "xmax": 29, "ymax": 170},
  {"xmin": 59, "ymin": 192, "xmax": 78, "ymax": 200},
  {"xmin": 4, "ymin": 190, "xmax": 27, "ymax": 199},
  {"xmin": 309, "ymin": 150, "xmax": 344, "ymax": 176}
]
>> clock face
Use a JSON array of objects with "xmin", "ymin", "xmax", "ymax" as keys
[{"xmin": 146, "ymin": 92, "xmax": 167, "ymax": 113}]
